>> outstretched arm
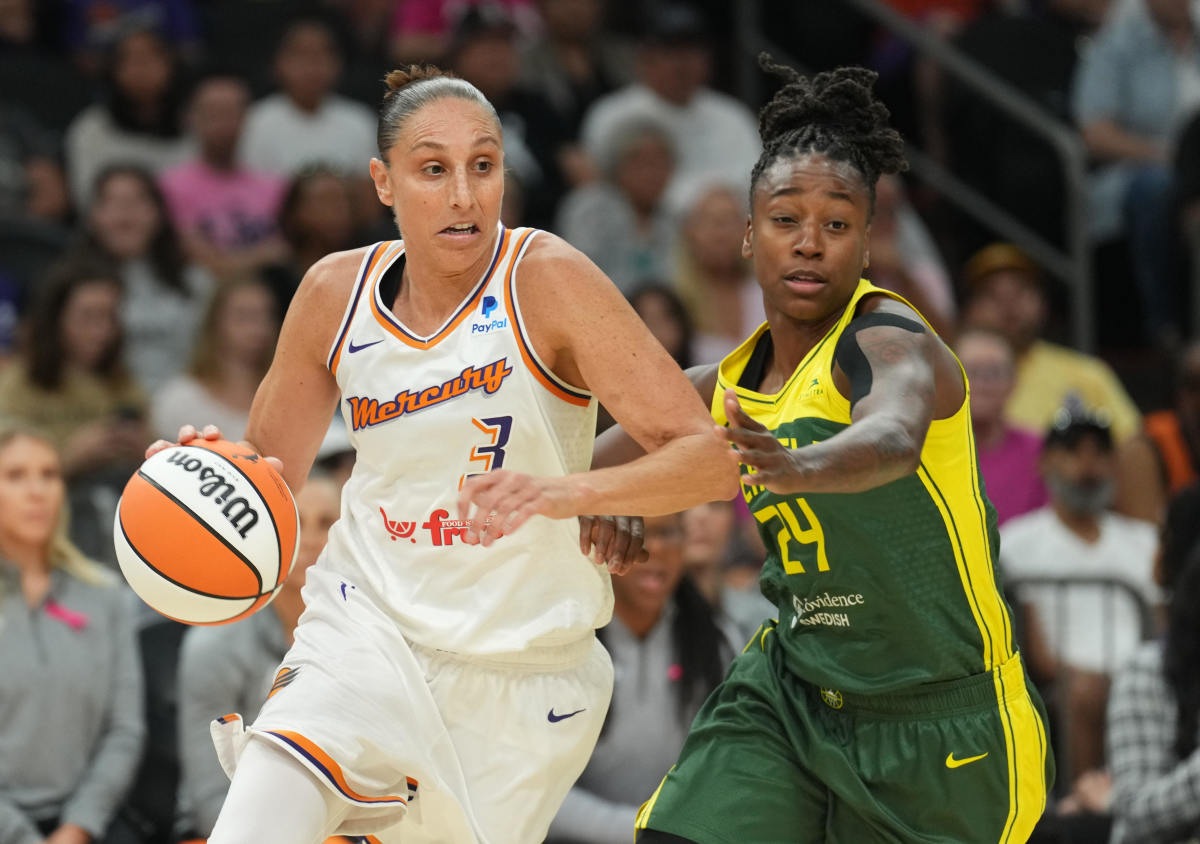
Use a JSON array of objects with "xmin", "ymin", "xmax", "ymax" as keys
[
  {"xmin": 458, "ymin": 237, "xmax": 738, "ymax": 545},
  {"xmin": 728, "ymin": 298, "xmax": 961, "ymax": 495}
]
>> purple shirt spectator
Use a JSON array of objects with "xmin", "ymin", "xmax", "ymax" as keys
[
  {"xmin": 957, "ymin": 327, "xmax": 1047, "ymax": 526},
  {"xmin": 977, "ymin": 425, "xmax": 1047, "ymax": 525}
]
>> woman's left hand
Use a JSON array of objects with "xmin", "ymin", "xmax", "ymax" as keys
[
  {"xmin": 579, "ymin": 515, "xmax": 648, "ymax": 574},
  {"xmin": 457, "ymin": 470, "xmax": 579, "ymax": 547}
]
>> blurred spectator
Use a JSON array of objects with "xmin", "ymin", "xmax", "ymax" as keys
[
  {"xmin": 1116, "ymin": 339, "xmax": 1200, "ymax": 525},
  {"xmin": 957, "ymin": 328, "xmax": 1048, "ymax": 526},
  {"xmin": 629, "ymin": 283, "xmax": 696, "ymax": 370},
  {"xmin": 239, "ymin": 16, "xmax": 377, "ymax": 181},
  {"xmin": 1073, "ymin": 0, "xmax": 1200, "ymax": 340},
  {"xmin": 446, "ymin": 3, "xmax": 572, "ymax": 228},
  {"xmin": 0, "ymin": 105, "xmax": 71, "ymax": 228},
  {"xmin": 175, "ymin": 472, "xmax": 340, "ymax": 839},
  {"xmin": 681, "ymin": 499, "xmax": 771, "ymax": 641},
  {"xmin": 864, "ymin": 174, "xmax": 956, "ymax": 339},
  {"xmin": 389, "ymin": 0, "xmax": 537, "ymax": 65},
  {"xmin": 64, "ymin": 26, "xmax": 192, "ymax": 207},
  {"xmin": 62, "ymin": 0, "xmax": 201, "ymax": 73},
  {"xmin": 1002, "ymin": 410, "xmax": 1159, "ymax": 779},
  {"xmin": 518, "ymin": 0, "xmax": 633, "ymax": 138},
  {"xmin": 159, "ymin": 70, "xmax": 289, "ymax": 281},
  {"xmin": 557, "ymin": 115, "xmax": 676, "ymax": 294},
  {"xmin": 1106, "ymin": 486, "xmax": 1200, "ymax": 844},
  {"xmin": 0, "ymin": 256, "xmax": 146, "ymax": 479},
  {"xmin": 0, "ymin": 0, "xmax": 94, "ymax": 134},
  {"xmin": 263, "ymin": 164, "xmax": 358, "ymax": 308},
  {"xmin": 546, "ymin": 513, "xmax": 737, "ymax": 844},
  {"xmin": 151, "ymin": 275, "xmax": 279, "ymax": 443},
  {"xmin": 579, "ymin": 3, "xmax": 759, "ymax": 210},
  {"xmin": 75, "ymin": 164, "xmax": 213, "ymax": 392},
  {"xmin": 672, "ymin": 179, "xmax": 764, "ymax": 365},
  {"xmin": 0, "ymin": 426, "xmax": 144, "ymax": 844},
  {"xmin": 961, "ymin": 242, "xmax": 1141, "ymax": 441}
]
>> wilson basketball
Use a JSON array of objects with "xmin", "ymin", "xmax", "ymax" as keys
[{"xmin": 113, "ymin": 439, "xmax": 299, "ymax": 625}]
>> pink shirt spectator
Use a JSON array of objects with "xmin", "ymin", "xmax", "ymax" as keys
[
  {"xmin": 977, "ymin": 426, "xmax": 1048, "ymax": 526},
  {"xmin": 159, "ymin": 161, "xmax": 285, "ymax": 251}
]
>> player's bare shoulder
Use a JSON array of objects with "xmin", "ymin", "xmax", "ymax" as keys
[
  {"xmin": 517, "ymin": 231, "xmax": 598, "ymax": 297},
  {"xmin": 299, "ymin": 246, "xmax": 378, "ymax": 310},
  {"xmin": 281, "ymin": 245, "xmax": 385, "ymax": 366},
  {"xmin": 855, "ymin": 291, "xmax": 963, "ymax": 412}
]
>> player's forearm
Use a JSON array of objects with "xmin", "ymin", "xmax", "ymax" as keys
[
  {"xmin": 572, "ymin": 431, "xmax": 738, "ymax": 516},
  {"xmin": 784, "ymin": 414, "xmax": 923, "ymax": 494}
]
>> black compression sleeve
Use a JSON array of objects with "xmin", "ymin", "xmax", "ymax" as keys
[{"xmin": 832, "ymin": 311, "xmax": 926, "ymax": 407}]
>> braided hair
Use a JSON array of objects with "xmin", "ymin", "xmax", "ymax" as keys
[{"xmin": 750, "ymin": 54, "xmax": 907, "ymax": 213}]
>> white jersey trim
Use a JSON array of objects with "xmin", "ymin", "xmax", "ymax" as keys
[
  {"xmin": 327, "ymin": 242, "xmax": 402, "ymax": 375},
  {"xmin": 503, "ymin": 229, "xmax": 594, "ymax": 407}
]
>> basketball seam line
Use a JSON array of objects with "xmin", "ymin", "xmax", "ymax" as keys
[
  {"xmin": 117, "ymin": 512, "xmax": 265, "ymax": 611},
  {"xmin": 135, "ymin": 468, "xmax": 266, "ymax": 596},
  {"xmin": 181, "ymin": 444, "xmax": 284, "ymax": 580}
]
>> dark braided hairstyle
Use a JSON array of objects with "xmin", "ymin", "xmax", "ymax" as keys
[{"xmin": 750, "ymin": 54, "xmax": 907, "ymax": 213}]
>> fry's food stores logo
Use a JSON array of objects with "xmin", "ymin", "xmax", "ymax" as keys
[{"xmin": 381, "ymin": 507, "xmax": 473, "ymax": 546}]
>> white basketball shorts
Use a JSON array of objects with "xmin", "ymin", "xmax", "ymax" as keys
[{"xmin": 210, "ymin": 566, "xmax": 614, "ymax": 843}]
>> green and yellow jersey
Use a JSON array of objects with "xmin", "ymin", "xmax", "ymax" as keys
[{"xmin": 715, "ymin": 279, "xmax": 1016, "ymax": 694}]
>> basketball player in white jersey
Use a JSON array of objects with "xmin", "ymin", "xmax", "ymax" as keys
[{"xmin": 148, "ymin": 65, "xmax": 738, "ymax": 844}]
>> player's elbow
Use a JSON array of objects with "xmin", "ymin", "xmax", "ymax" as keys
[{"xmin": 877, "ymin": 422, "xmax": 924, "ymax": 477}]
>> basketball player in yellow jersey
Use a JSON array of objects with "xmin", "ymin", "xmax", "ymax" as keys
[
  {"xmin": 149, "ymin": 66, "xmax": 738, "ymax": 844},
  {"xmin": 599, "ymin": 57, "xmax": 1054, "ymax": 843}
]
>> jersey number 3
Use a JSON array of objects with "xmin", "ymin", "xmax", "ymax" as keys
[
  {"xmin": 754, "ymin": 499, "xmax": 829, "ymax": 574},
  {"xmin": 459, "ymin": 416, "xmax": 514, "ymax": 488}
]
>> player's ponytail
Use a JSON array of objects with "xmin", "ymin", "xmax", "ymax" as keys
[
  {"xmin": 377, "ymin": 64, "xmax": 499, "ymax": 158},
  {"xmin": 749, "ymin": 54, "xmax": 907, "ymax": 213}
]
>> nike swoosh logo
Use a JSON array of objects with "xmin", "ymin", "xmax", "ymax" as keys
[
  {"xmin": 347, "ymin": 339, "xmax": 383, "ymax": 354},
  {"xmin": 547, "ymin": 708, "xmax": 585, "ymax": 723},
  {"xmin": 945, "ymin": 751, "xmax": 988, "ymax": 769}
]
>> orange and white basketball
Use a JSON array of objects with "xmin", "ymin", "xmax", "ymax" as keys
[{"xmin": 113, "ymin": 439, "xmax": 299, "ymax": 625}]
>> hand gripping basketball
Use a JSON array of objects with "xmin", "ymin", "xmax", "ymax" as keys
[
  {"xmin": 121, "ymin": 425, "xmax": 298, "ymax": 625},
  {"xmin": 146, "ymin": 424, "xmax": 284, "ymax": 475}
]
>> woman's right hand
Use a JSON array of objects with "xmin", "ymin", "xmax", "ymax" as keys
[
  {"xmin": 145, "ymin": 423, "xmax": 223, "ymax": 459},
  {"xmin": 146, "ymin": 424, "xmax": 286, "ymax": 476}
]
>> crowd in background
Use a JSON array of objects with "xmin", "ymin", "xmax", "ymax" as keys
[{"xmin": 4, "ymin": 0, "xmax": 1200, "ymax": 842}]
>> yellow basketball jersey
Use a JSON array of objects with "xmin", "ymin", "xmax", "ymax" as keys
[{"xmin": 714, "ymin": 279, "xmax": 1016, "ymax": 693}]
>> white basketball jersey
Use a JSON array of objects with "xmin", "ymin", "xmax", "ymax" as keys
[{"xmin": 322, "ymin": 225, "xmax": 611, "ymax": 656}]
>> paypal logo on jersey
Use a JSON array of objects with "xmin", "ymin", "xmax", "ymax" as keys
[{"xmin": 472, "ymin": 294, "xmax": 508, "ymax": 335}]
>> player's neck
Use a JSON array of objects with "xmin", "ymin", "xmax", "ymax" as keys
[
  {"xmin": 394, "ymin": 244, "xmax": 496, "ymax": 330},
  {"xmin": 761, "ymin": 310, "xmax": 841, "ymax": 393}
]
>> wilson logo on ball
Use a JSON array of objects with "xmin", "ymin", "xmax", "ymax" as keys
[
  {"xmin": 114, "ymin": 439, "xmax": 299, "ymax": 627},
  {"xmin": 162, "ymin": 449, "xmax": 260, "ymax": 538}
]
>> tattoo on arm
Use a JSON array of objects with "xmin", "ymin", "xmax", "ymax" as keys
[
  {"xmin": 788, "ymin": 313, "xmax": 934, "ymax": 493},
  {"xmin": 833, "ymin": 312, "xmax": 926, "ymax": 407}
]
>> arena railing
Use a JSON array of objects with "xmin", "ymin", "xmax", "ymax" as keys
[
  {"xmin": 734, "ymin": 0, "xmax": 1095, "ymax": 351},
  {"xmin": 1003, "ymin": 573, "xmax": 1159, "ymax": 789}
]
